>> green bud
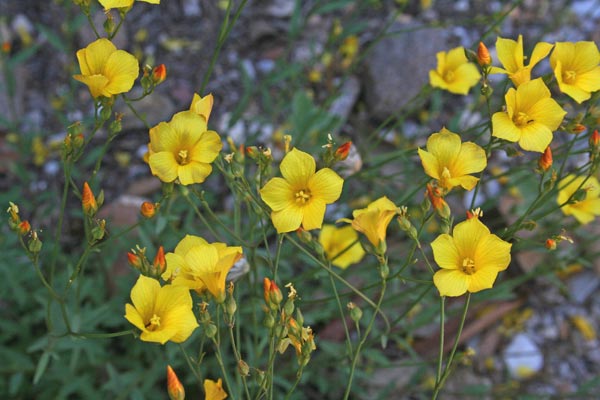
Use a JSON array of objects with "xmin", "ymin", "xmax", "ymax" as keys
[
  {"xmin": 238, "ymin": 360, "xmax": 250, "ymax": 377},
  {"xmin": 225, "ymin": 295, "xmax": 237, "ymax": 316},
  {"xmin": 283, "ymin": 299, "xmax": 295, "ymax": 317},
  {"xmin": 28, "ymin": 233, "xmax": 42, "ymax": 254},
  {"xmin": 205, "ymin": 323, "xmax": 217, "ymax": 338},
  {"xmin": 263, "ymin": 313, "xmax": 275, "ymax": 329},
  {"xmin": 348, "ymin": 303, "xmax": 363, "ymax": 323}
]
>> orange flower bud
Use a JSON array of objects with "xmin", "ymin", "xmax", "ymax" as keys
[
  {"xmin": 545, "ymin": 238, "xmax": 557, "ymax": 250},
  {"xmin": 153, "ymin": 246, "xmax": 166, "ymax": 274},
  {"xmin": 263, "ymin": 278, "xmax": 283, "ymax": 309},
  {"xmin": 152, "ymin": 64, "xmax": 167, "ymax": 85},
  {"xmin": 538, "ymin": 146, "xmax": 553, "ymax": 171},
  {"xmin": 590, "ymin": 129, "xmax": 600, "ymax": 147},
  {"xmin": 166, "ymin": 365, "xmax": 185, "ymax": 400},
  {"xmin": 426, "ymin": 184, "xmax": 450, "ymax": 218},
  {"xmin": 82, "ymin": 182, "xmax": 98, "ymax": 216},
  {"xmin": 573, "ymin": 123, "xmax": 586, "ymax": 134},
  {"xmin": 18, "ymin": 220, "xmax": 31, "ymax": 235},
  {"xmin": 127, "ymin": 252, "xmax": 143, "ymax": 269},
  {"xmin": 477, "ymin": 41, "xmax": 491, "ymax": 66},
  {"xmin": 335, "ymin": 141, "xmax": 352, "ymax": 161},
  {"xmin": 140, "ymin": 201, "xmax": 157, "ymax": 218}
]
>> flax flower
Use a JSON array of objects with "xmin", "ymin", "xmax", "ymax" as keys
[
  {"xmin": 339, "ymin": 196, "xmax": 398, "ymax": 249},
  {"xmin": 148, "ymin": 111, "xmax": 222, "ymax": 185},
  {"xmin": 124, "ymin": 275, "xmax": 198, "ymax": 344},
  {"xmin": 490, "ymin": 35, "xmax": 553, "ymax": 86},
  {"xmin": 99, "ymin": 0, "xmax": 159, "ymax": 9},
  {"xmin": 204, "ymin": 378, "xmax": 227, "ymax": 400},
  {"xmin": 260, "ymin": 148, "xmax": 343, "ymax": 233},
  {"xmin": 73, "ymin": 38, "xmax": 139, "ymax": 98},
  {"xmin": 550, "ymin": 41, "xmax": 600, "ymax": 103},
  {"xmin": 319, "ymin": 225, "xmax": 365, "ymax": 269},
  {"xmin": 163, "ymin": 235, "xmax": 243, "ymax": 302},
  {"xmin": 429, "ymin": 47, "xmax": 481, "ymax": 95},
  {"xmin": 557, "ymin": 175, "xmax": 600, "ymax": 224},
  {"xmin": 418, "ymin": 128, "xmax": 487, "ymax": 191},
  {"xmin": 431, "ymin": 218, "xmax": 512, "ymax": 297},
  {"xmin": 190, "ymin": 93, "xmax": 214, "ymax": 122},
  {"xmin": 492, "ymin": 78, "xmax": 566, "ymax": 152}
]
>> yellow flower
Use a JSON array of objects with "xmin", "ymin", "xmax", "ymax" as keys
[
  {"xmin": 148, "ymin": 111, "xmax": 222, "ymax": 185},
  {"xmin": 190, "ymin": 93, "xmax": 214, "ymax": 122},
  {"xmin": 557, "ymin": 175, "xmax": 600, "ymax": 224},
  {"xmin": 431, "ymin": 217, "xmax": 512, "ymax": 297},
  {"xmin": 492, "ymin": 78, "xmax": 566, "ymax": 152},
  {"xmin": 124, "ymin": 275, "xmax": 198, "ymax": 344},
  {"xmin": 260, "ymin": 148, "xmax": 343, "ymax": 233},
  {"xmin": 418, "ymin": 128, "xmax": 486, "ymax": 191},
  {"xmin": 99, "ymin": 0, "xmax": 160, "ymax": 9},
  {"xmin": 204, "ymin": 378, "xmax": 227, "ymax": 400},
  {"xmin": 490, "ymin": 35, "xmax": 553, "ymax": 86},
  {"xmin": 163, "ymin": 235, "xmax": 243, "ymax": 302},
  {"xmin": 429, "ymin": 47, "xmax": 481, "ymax": 95},
  {"xmin": 73, "ymin": 38, "xmax": 139, "ymax": 98},
  {"xmin": 339, "ymin": 196, "xmax": 398, "ymax": 249},
  {"xmin": 319, "ymin": 224, "xmax": 365, "ymax": 269},
  {"xmin": 550, "ymin": 41, "xmax": 600, "ymax": 103}
]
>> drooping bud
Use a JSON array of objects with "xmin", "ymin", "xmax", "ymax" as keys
[
  {"xmin": 426, "ymin": 184, "xmax": 450, "ymax": 219},
  {"xmin": 140, "ymin": 201, "xmax": 157, "ymax": 218},
  {"xmin": 538, "ymin": 146, "xmax": 553, "ymax": 171},
  {"xmin": 477, "ymin": 41, "xmax": 491, "ymax": 66},
  {"xmin": 152, "ymin": 64, "xmax": 167, "ymax": 85},
  {"xmin": 572, "ymin": 123, "xmax": 586, "ymax": 134},
  {"xmin": 82, "ymin": 182, "xmax": 98, "ymax": 216},
  {"xmin": 166, "ymin": 365, "xmax": 185, "ymax": 400},
  {"xmin": 335, "ymin": 141, "xmax": 352, "ymax": 161}
]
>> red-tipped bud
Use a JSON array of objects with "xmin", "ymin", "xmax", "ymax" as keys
[
  {"xmin": 153, "ymin": 246, "xmax": 166, "ymax": 274},
  {"xmin": 18, "ymin": 220, "xmax": 31, "ymax": 235},
  {"xmin": 263, "ymin": 278, "xmax": 283, "ymax": 309},
  {"xmin": 590, "ymin": 129, "xmax": 600, "ymax": 147},
  {"xmin": 545, "ymin": 238, "xmax": 557, "ymax": 250},
  {"xmin": 466, "ymin": 208, "xmax": 483, "ymax": 220},
  {"xmin": 477, "ymin": 41, "xmax": 491, "ymax": 66},
  {"xmin": 538, "ymin": 146, "xmax": 553, "ymax": 171},
  {"xmin": 573, "ymin": 123, "xmax": 586, "ymax": 134},
  {"xmin": 166, "ymin": 365, "xmax": 185, "ymax": 400},
  {"xmin": 152, "ymin": 64, "xmax": 167, "ymax": 85},
  {"xmin": 426, "ymin": 184, "xmax": 450, "ymax": 218},
  {"xmin": 127, "ymin": 252, "xmax": 143, "ymax": 269},
  {"xmin": 82, "ymin": 182, "xmax": 98, "ymax": 216},
  {"xmin": 335, "ymin": 141, "xmax": 352, "ymax": 161},
  {"xmin": 140, "ymin": 201, "xmax": 157, "ymax": 218}
]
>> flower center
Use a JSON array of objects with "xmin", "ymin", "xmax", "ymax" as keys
[
  {"xmin": 514, "ymin": 111, "xmax": 533, "ymax": 127},
  {"xmin": 295, "ymin": 189, "xmax": 311, "ymax": 204},
  {"xmin": 146, "ymin": 313, "xmax": 161, "ymax": 331},
  {"xmin": 444, "ymin": 70, "xmax": 455, "ymax": 82},
  {"xmin": 177, "ymin": 149, "xmax": 189, "ymax": 165},
  {"xmin": 461, "ymin": 257, "xmax": 476, "ymax": 275},
  {"xmin": 563, "ymin": 70, "xmax": 576, "ymax": 84}
]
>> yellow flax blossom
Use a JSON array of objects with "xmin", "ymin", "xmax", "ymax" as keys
[
  {"xmin": 490, "ymin": 35, "xmax": 553, "ymax": 86},
  {"xmin": 492, "ymin": 78, "xmax": 566, "ymax": 152},
  {"xmin": 429, "ymin": 47, "xmax": 481, "ymax": 95},
  {"xmin": 73, "ymin": 38, "xmax": 139, "ymax": 98},
  {"xmin": 204, "ymin": 378, "xmax": 228, "ymax": 400},
  {"xmin": 99, "ymin": 0, "xmax": 160, "ymax": 9},
  {"xmin": 124, "ymin": 275, "xmax": 198, "ymax": 344},
  {"xmin": 550, "ymin": 41, "xmax": 600, "ymax": 103},
  {"xmin": 260, "ymin": 148, "xmax": 343, "ymax": 233},
  {"xmin": 431, "ymin": 217, "xmax": 512, "ymax": 297},
  {"xmin": 339, "ymin": 196, "xmax": 398, "ymax": 249},
  {"xmin": 319, "ymin": 224, "xmax": 365, "ymax": 269},
  {"xmin": 163, "ymin": 235, "xmax": 243, "ymax": 302},
  {"xmin": 418, "ymin": 128, "xmax": 487, "ymax": 191},
  {"xmin": 190, "ymin": 93, "xmax": 214, "ymax": 122},
  {"xmin": 148, "ymin": 110, "xmax": 222, "ymax": 185},
  {"xmin": 557, "ymin": 175, "xmax": 600, "ymax": 224}
]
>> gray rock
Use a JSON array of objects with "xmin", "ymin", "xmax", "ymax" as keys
[
  {"xmin": 328, "ymin": 76, "xmax": 360, "ymax": 131},
  {"xmin": 567, "ymin": 271, "xmax": 600, "ymax": 304},
  {"xmin": 503, "ymin": 333, "xmax": 544, "ymax": 379},
  {"xmin": 362, "ymin": 23, "xmax": 447, "ymax": 119}
]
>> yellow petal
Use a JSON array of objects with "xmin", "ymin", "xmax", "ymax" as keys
[
  {"xmin": 271, "ymin": 206, "xmax": 303, "ymax": 233},
  {"xmin": 99, "ymin": 0, "xmax": 134, "ymax": 8},
  {"xmin": 130, "ymin": 275, "xmax": 160, "ymax": 321},
  {"xmin": 301, "ymin": 199, "xmax": 327, "ymax": 231},
  {"xmin": 447, "ymin": 62, "xmax": 480, "ymax": 95},
  {"xmin": 175, "ymin": 235, "xmax": 209, "ymax": 256},
  {"xmin": 431, "ymin": 233, "xmax": 460, "ymax": 270},
  {"xmin": 124, "ymin": 303, "xmax": 146, "ymax": 331},
  {"xmin": 433, "ymin": 269, "xmax": 469, "ymax": 297},
  {"xmin": 162, "ymin": 305, "xmax": 199, "ymax": 343},
  {"xmin": 575, "ymin": 67, "xmax": 600, "ymax": 93},
  {"xmin": 467, "ymin": 266, "xmax": 500, "ymax": 293},
  {"xmin": 102, "ymin": 50, "xmax": 139, "ymax": 96},
  {"xmin": 527, "ymin": 97, "xmax": 566, "ymax": 132},
  {"xmin": 170, "ymin": 111, "xmax": 206, "ymax": 146},
  {"xmin": 495, "ymin": 36, "xmax": 520, "ymax": 73},
  {"xmin": 73, "ymin": 74, "xmax": 109, "ymax": 98},
  {"xmin": 518, "ymin": 124, "xmax": 553, "ymax": 153},
  {"xmin": 492, "ymin": 112, "xmax": 521, "ymax": 143},
  {"xmin": 280, "ymin": 148, "xmax": 315, "ymax": 187},
  {"xmin": 418, "ymin": 147, "xmax": 440, "ymax": 180},
  {"xmin": 77, "ymin": 38, "xmax": 116, "ymax": 75},
  {"xmin": 452, "ymin": 218, "xmax": 489, "ymax": 256},
  {"xmin": 149, "ymin": 152, "xmax": 179, "ymax": 182},
  {"xmin": 260, "ymin": 177, "xmax": 294, "ymax": 211},
  {"xmin": 140, "ymin": 326, "xmax": 179, "ymax": 344},
  {"xmin": 185, "ymin": 245, "xmax": 219, "ymax": 274},
  {"xmin": 475, "ymin": 234, "xmax": 512, "ymax": 271},
  {"xmin": 163, "ymin": 253, "xmax": 186, "ymax": 281},
  {"xmin": 516, "ymin": 78, "xmax": 550, "ymax": 113},
  {"xmin": 177, "ymin": 162, "xmax": 212, "ymax": 185},
  {"xmin": 528, "ymin": 42, "xmax": 553, "ymax": 68},
  {"xmin": 452, "ymin": 175, "xmax": 479, "ymax": 191},
  {"xmin": 189, "ymin": 93, "xmax": 214, "ymax": 122},
  {"xmin": 454, "ymin": 142, "xmax": 487, "ymax": 175},
  {"xmin": 190, "ymin": 130, "xmax": 222, "ymax": 163},
  {"xmin": 445, "ymin": 47, "xmax": 468, "ymax": 69},
  {"xmin": 308, "ymin": 168, "xmax": 343, "ymax": 204},
  {"xmin": 148, "ymin": 122, "xmax": 175, "ymax": 152},
  {"xmin": 426, "ymin": 129, "xmax": 461, "ymax": 168}
]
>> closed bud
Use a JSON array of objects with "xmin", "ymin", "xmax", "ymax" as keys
[
  {"xmin": 347, "ymin": 302, "xmax": 363, "ymax": 322},
  {"xmin": 477, "ymin": 41, "xmax": 491, "ymax": 66},
  {"xmin": 572, "ymin": 123, "xmax": 586, "ymax": 134},
  {"xmin": 590, "ymin": 129, "xmax": 600, "ymax": 147},
  {"xmin": 166, "ymin": 365, "xmax": 185, "ymax": 400},
  {"xmin": 82, "ymin": 182, "xmax": 98, "ymax": 216},
  {"xmin": 238, "ymin": 360, "xmax": 250, "ymax": 377},
  {"xmin": 140, "ymin": 201, "xmax": 157, "ymax": 218},
  {"xmin": 153, "ymin": 246, "xmax": 166, "ymax": 274},
  {"xmin": 127, "ymin": 251, "xmax": 143, "ymax": 269},
  {"xmin": 103, "ymin": 14, "xmax": 115, "ymax": 36},
  {"xmin": 335, "ymin": 141, "xmax": 352, "ymax": 161},
  {"xmin": 18, "ymin": 220, "xmax": 31, "ymax": 235},
  {"xmin": 28, "ymin": 231, "xmax": 42, "ymax": 254},
  {"xmin": 263, "ymin": 278, "xmax": 283, "ymax": 309},
  {"xmin": 283, "ymin": 298, "xmax": 295, "ymax": 317},
  {"xmin": 426, "ymin": 184, "xmax": 450, "ymax": 219},
  {"xmin": 538, "ymin": 146, "xmax": 553, "ymax": 171},
  {"xmin": 6, "ymin": 201, "xmax": 21, "ymax": 230},
  {"xmin": 225, "ymin": 295, "xmax": 237, "ymax": 316},
  {"xmin": 91, "ymin": 219, "xmax": 106, "ymax": 241},
  {"xmin": 263, "ymin": 313, "xmax": 275, "ymax": 328},
  {"xmin": 152, "ymin": 64, "xmax": 167, "ymax": 85},
  {"xmin": 205, "ymin": 323, "xmax": 217, "ymax": 338},
  {"xmin": 545, "ymin": 239, "xmax": 557, "ymax": 250}
]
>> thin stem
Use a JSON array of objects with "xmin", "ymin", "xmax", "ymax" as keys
[
  {"xmin": 327, "ymin": 263, "xmax": 353, "ymax": 358},
  {"xmin": 436, "ymin": 297, "xmax": 445, "ymax": 383}
]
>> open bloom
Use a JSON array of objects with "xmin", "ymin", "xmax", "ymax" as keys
[
  {"xmin": 190, "ymin": 93, "xmax": 214, "ymax": 122},
  {"xmin": 99, "ymin": 0, "xmax": 159, "ymax": 9},
  {"xmin": 204, "ymin": 378, "xmax": 228, "ymax": 400},
  {"xmin": 163, "ymin": 235, "xmax": 243, "ymax": 302},
  {"xmin": 557, "ymin": 175, "xmax": 600, "ymax": 224},
  {"xmin": 73, "ymin": 38, "xmax": 139, "ymax": 98},
  {"xmin": 124, "ymin": 275, "xmax": 198, "ymax": 344},
  {"xmin": 418, "ymin": 128, "xmax": 487, "ymax": 191},
  {"xmin": 492, "ymin": 78, "xmax": 566, "ymax": 152},
  {"xmin": 429, "ymin": 47, "xmax": 481, "ymax": 95},
  {"xmin": 431, "ymin": 217, "xmax": 512, "ymax": 297},
  {"xmin": 260, "ymin": 148, "xmax": 343, "ymax": 233},
  {"xmin": 148, "ymin": 111, "xmax": 222, "ymax": 185},
  {"xmin": 319, "ymin": 225, "xmax": 365, "ymax": 269},
  {"xmin": 338, "ymin": 196, "xmax": 398, "ymax": 249},
  {"xmin": 550, "ymin": 41, "xmax": 600, "ymax": 103},
  {"xmin": 490, "ymin": 35, "xmax": 553, "ymax": 86}
]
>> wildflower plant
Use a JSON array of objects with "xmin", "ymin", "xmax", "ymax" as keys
[{"xmin": 4, "ymin": 1, "xmax": 600, "ymax": 399}]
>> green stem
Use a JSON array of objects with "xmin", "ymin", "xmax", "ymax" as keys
[{"xmin": 327, "ymin": 263, "xmax": 353, "ymax": 358}]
